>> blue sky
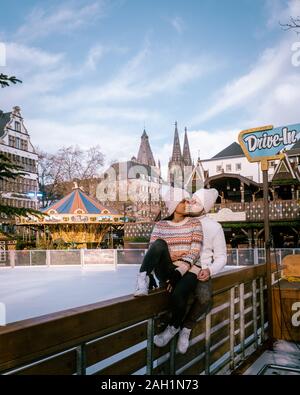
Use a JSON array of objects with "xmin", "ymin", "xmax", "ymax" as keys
[{"xmin": 1, "ymin": 0, "xmax": 300, "ymax": 176}]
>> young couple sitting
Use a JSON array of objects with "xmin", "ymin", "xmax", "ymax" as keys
[{"xmin": 134, "ymin": 187, "xmax": 227, "ymax": 354}]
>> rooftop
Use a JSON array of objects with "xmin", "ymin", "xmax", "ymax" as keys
[{"xmin": 212, "ymin": 142, "xmax": 245, "ymax": 160}]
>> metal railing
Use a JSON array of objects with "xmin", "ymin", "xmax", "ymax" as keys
[
  {"xmin": 0, "ymin": 264, "xmax": 269, "ymax": 375},
  {"xmin": 0, "ymin": 248, "xmax": 299, "ymax": 268}
]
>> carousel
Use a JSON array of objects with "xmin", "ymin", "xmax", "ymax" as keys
[{"xmin": 17, "ymin": 184, "xmax": 129, "ymax": 249}]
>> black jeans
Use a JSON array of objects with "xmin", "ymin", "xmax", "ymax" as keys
[
  {"xmin": 183, "ymin": 279, "xmax": 213, "ymax": 329},
  {"xmin": 140, "ymin": 239, "xmax": 198, "ymax": 328}
]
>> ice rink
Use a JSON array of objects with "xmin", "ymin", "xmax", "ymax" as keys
[{"xmin": 0, "ymin": 264, "xmax": 239, "ymax": 324}]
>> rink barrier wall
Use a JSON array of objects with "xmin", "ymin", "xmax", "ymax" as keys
[
  {"xmin": 0, "ymin": 263, "xmax": 281, "ymax": 375},
  {"xmin": 0, "ymin": 248, "xmax": 299, "ymax": 268}
]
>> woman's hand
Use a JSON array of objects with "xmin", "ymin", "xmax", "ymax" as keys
[
  {"xmin": 197, "ymin": 268, "xmax": 211, "ymax": 282},
  {"xmin": 170, "ymin": 251, "xmax": 187, "ymax": 262}
]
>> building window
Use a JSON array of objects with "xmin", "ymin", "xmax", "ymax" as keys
[
  {"xmin": 15, "ymin": 121, "xmax": 21, "ymax": 132},
  {"xmin": 15, "ymin": 137, "xmax": 21, "ymax": 149},
  {"xmin": 236, "ymin": 163, "xmax": 242, "ymax": 171},
  {"xmin": 21, "ymin": 139, "xmax": 28, "ymax": 151},
  {"xmin": 226, "ymin": 164, "xmax": 232, "ymax": 172},
  {"xmin": 216, "ymin": 165, "xmax": 222, "ymax": 172},
  {"xmin": 9, "ymin": 135, "xmax": 15, "ymax": 147}
]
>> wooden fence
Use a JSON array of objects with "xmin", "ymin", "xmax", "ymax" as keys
[{"xmin": 0, "ymin": 264, "xmax": 268, "ymax": 375}]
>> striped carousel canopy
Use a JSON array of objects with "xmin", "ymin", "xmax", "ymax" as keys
[{"xmin": 43, "ymin": 186, "xmax": 118, "ymax": 215}]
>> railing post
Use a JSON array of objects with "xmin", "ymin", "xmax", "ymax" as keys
[
  {"xmin": 229, "ymin": 286, "xmax": 236, "ymax": 370},
  {"xmin": 29, "ymin": 250, "xmax": 32, "ymax": 266},
  {"xmin": 113, "ymin": 249, "xmax": 118, "ymax": 271},
  {"xmin": 80, "ymin": 249, "xmax": 84, "ymax": 268},
  {"xmin": 254, "ymin": 247, "xmax": 259, "ymax": 265},
  {"xmin": 279, "ymin": 249, "xmax": 282, "ymax": 266},
  {"xmin": 252, "ymin": 279, "xmax": 258, "ymax": 349},
  {"xmin": 76, "ymin": 344, "xmax": 86, "ymax": 375},
  {"xmin": 205, "ymin": 312, "xmax": 211, "ymax": 375},
  {"xmin": 259, "ymin": 277, "xmax": 265, "ymax": 343},
  {"xmin": 239, "ymin": 283, "xmax": 245, "ymax": 360},
  {"xmin": 169, "ymin": 336, "xmax": 177, "ymax": 375},
  {"xmin": 146, "ymin": 318, "xmax": 155, "ymax": 375},
  {"xmin": 236, "ymin": 249, "xmax": 239, "ymax": 266},
  {"xmin": 9, "ymin": 250, "xmax": 15, "ymax": 268},
  {"xmin": 46, "ymin": 250, "xmax": 51, "ymax": 267}
]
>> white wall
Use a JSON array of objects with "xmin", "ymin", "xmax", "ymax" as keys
[{"xmin": 201, "ymin": 156, "xmax": 278, "ymax": 183}]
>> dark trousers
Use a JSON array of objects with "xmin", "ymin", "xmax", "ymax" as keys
[
  {"xmin": 140, "ymin": 239, "xmax": 198, "ymax": 328},
  {"xmin": 183, "ymin": 278, "xmax": 213, "ymax": 329}
]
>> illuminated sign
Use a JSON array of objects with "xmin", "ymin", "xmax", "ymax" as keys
[{"xmin": 238, "ymin": 123, "xmax": 300, "ymax": 162}]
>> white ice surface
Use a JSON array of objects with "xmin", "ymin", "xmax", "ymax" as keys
[{"xmin": 0, "ymin": 264, "xmax": 239, "ymax": 324}]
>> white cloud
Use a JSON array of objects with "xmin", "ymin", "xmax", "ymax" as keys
[
  {"xmin": 15, "ymin": 1, "xmax": 107, "ymax": 42},
  {"xmin": 27, "ymin": 118, "xmax": 139, "ymax": 167},
  {"xmin": 40, "ymin": 48, "xmax": 215, "ymax": 112},
  {"xmin": 170, "ymin": 17, "xmax": 185, "ymax": 34},
  {"xmin": 192, "ymin": 39, "xmax": 293, "ymax": 125},
  {"xmin": 84, "ymin": 44, "xmax": 128, "ymax": 71},
  {"xmin": 2, "ymin": 42, "xmax": 74, "ymax": 106}
]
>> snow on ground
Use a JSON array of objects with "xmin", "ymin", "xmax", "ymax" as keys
[
  {"xmin": 244, "ymin": 340, "xmax": 300, "ymax": 375},
  {"xmin": 0, "ymin": 264, "xmax": 240, "ymax": 324}
]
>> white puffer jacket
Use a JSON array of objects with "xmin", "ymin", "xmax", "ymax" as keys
[
  {"xmin": 191, "ymin": 188, "xmax": 227, "ymax": 276},
  {"xmin": 198, "ymin": 215, "xmax": 227, "ymax": 276}
]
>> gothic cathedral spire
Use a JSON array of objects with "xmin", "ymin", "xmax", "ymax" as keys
[
  {"xmin": 183, "ymin": 127, "xmax": 192, "ymax": 166},
  {"xmin": 171, "ymin": 121, "xmax": 182, "ymax": 164}
]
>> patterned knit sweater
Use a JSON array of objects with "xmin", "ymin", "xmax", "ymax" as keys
[{"xmin": 150, "ymin": 217, "xmax": 203, "ymax": 267}]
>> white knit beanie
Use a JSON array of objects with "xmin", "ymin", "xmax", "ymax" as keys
[
  {"xmin": 192, "ymin": 188, "xmax": 218, "ymax": 213},
  {"xmin": 162, "ymin": 186, "xmax": 190, "ymax": 216}
]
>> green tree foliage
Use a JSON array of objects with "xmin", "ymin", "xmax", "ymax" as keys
[{"xmin": 0, "ymin": 73, "xmax": 22, "ymax": 88}]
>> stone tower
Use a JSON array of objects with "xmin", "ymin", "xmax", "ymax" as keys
[{"xmin": 136, "ymin": 129, "xmax": 156, "ymax": 167}]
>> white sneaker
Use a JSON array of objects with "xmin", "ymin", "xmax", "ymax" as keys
[
  {"xmin": 134, "ymin": 272, "xmax": 150, "ymax": 296},
  {"xmin": 176, "ymin": 327, "xmax": 192, "ymax": 354},
  {"xmin": 154, "ymin": 325, "xmax": 180, "ymax": 347}
]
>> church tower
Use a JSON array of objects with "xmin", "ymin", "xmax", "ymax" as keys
[
  {"xmin": 137, "ymin": 129, "xmax": 156, "ymax": 167},
  {"xmin": 168, "ymin": 122, "xmax": 184, "ymax": 187}
]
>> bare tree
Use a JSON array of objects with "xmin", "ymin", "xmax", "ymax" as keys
[
  {"xmin": 280, "ymin": 16, "xmax": 300, "ymax": 33},
  {"xmin": 37, "ymin": 149, "xmax": 64, "ymax": 207},
  {"xmin": 56, "ymin": 145, "xmax": 104, "ymax": 180},
  {"xmin": 37, "ymin": 145, "xmax": 105, "ymax": 206}
]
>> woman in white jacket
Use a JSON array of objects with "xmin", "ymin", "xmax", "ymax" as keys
[{"xmin": 176, "ymin": 188, "xmax": 227, "ymax": 354}]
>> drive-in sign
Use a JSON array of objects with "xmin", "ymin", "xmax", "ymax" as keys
[{"xmin": 238, "ymin": 123, "xmax": 300, "ymax": 162}]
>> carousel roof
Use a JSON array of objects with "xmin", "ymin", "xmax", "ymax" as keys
[{"xmin": 43, "ymin": 187, "xmax": 119, "ymax": 215}]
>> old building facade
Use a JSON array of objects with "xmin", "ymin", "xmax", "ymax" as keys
[{"xmin": 0, "ymin": 106, "xmax": 39, "ymax": 210}]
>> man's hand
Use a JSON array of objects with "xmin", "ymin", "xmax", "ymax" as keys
[
  {"xmin": 197, "ymin": 268, "xmax": 211, "ymax": 282},
  {"xmin": 166, "ymin": 270, "xmax": 182, "ymax": 293},
  {"xmin": 170, "ymin": 251, "xmax": 187, "ymax": 262}
]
